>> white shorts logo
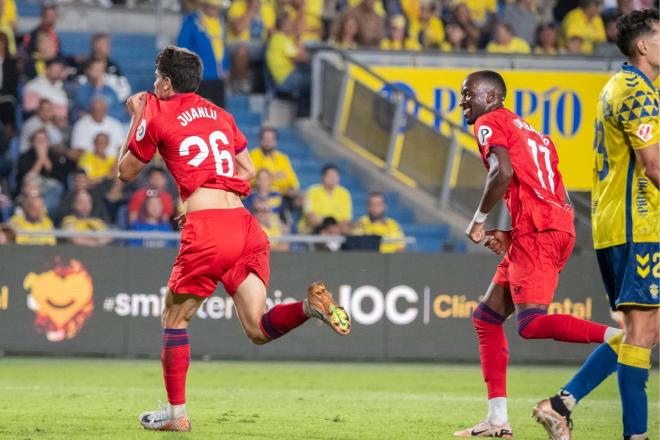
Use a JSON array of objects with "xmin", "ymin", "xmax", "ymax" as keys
[
  {"xmin": 136, "ymin": 119, "xmax": 147, "ymax": 142},
  {"xmin": 477, "ymin": 125, "xmax": 493, "ymax": 146},
  {"xmin": 636, "ymin": 123, "xmax": 653, "ymax": 142}
]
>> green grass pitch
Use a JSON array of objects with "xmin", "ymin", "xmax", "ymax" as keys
[{"xmin": 0, "ymin": 358, "xmax": 657, "ymax": 439}]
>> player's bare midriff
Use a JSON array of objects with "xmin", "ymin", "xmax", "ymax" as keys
[{"xmin": 185, "ymin": 187, "xmax": 244, "ymax": 213}]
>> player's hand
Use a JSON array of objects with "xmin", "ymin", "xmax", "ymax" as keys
[
  {"xmin": 126, "ymin": 91, "xmax": 147, "ymax": 116},
  {"xmin": 465, "ymin": 219, "xmax": 485, "ymax": 244},
  {"xmin": 175, "ymin": 213, "xmax": 186, "ymax": 229},
  {"xmin": 484, "ymin": 229, "xmax": 512, "ymax": 256}
]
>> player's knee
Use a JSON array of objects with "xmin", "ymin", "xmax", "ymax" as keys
[
  {"xmin": 625, "ymin": 326, "xmax": 658, "ymax": 348},
  {"xmin": 245, "ymin": 326, "xmax": 269, "ymax": 345},
  {"xmin": 516, "ymin": 308, "xmax": 546, "ymax": 339},
  {"xmin": 472, "ymin": 302, "xmax": 505, "ymax": 329}
]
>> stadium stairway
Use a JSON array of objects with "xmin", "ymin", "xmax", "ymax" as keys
[
  {"xmin": 226, "ymin": 95, "xmax": 465, "ymax": 253},
  {"xmin": 56, "ymin": 31, "xmax": 464, "ymax": 252}
]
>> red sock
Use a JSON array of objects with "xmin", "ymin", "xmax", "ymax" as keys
[
  {"xmin": 472, "ymin": 303, "xmax": 509, "ymax": 399},
  {"xmin": 517, "ymin": 308, "xmax": 606, "ymax": 343},
  {"xmin": 259, "ymin": 301, "xmax": 309, "ymax": 340},
  {"xmin": 162, "ymin": 328, "xmax": 190, "ymax": 405}
]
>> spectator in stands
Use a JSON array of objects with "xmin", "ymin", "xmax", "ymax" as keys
[
  {"xmin": 412, "ymin": 0, "xmax": 445, "ymax": 49},
  {"xmin": 9, "ymin": 193, "xmax": 56, "ymax": 245},
  {"xmin": 61, "ymin": 189, "xmax": 110, "ymax": 246},
  {"xmin": 22, "ymin": 3, "xmax": 60, "ymax": 57},
  {"xmin": 70, "ymin": 96, "xmax": 124, "ymax": 158},
  {"xmin": 55, "ymin": 168, "xmax": 112, "ymax": 225},
  {"xmin": 332, "ymin": 0, "xmax": 385, "ymax": 48},
  {"xmin": 25, "ymin": 31, "xmax": 58, "ymax": 80},
  {"xmin": 266, "ymin": 13, "xmax": 311, "ymax": 115},
  {"xmin": 451, "ymin": 3, "xmax": 482, "ymax": 49},
  {"xmin": 561, "ymin": 0, "xmax": 606, "ymax": 54},
  {"xmin": 330, "ymin": 13, "xmax": 360, "ymax": 49},
  {"xmin": 78, "ymin": 133, "xmax": 116, "ymax": 185},
  {"xmin": 486, "ymin": 22, "xmax": 531, "ymax": 54},
  {"xmin": 73, "ymin": 58, "xmax": 127, "ymax": 122},
  {"xmin": 300, "ymin": 163, "xmax": 352, "ymax": 234},
  {"xmin": 455, "ymin": 0, "xmax": 497, "ymax": 26},
  {"xmin": 594, "ymin": 11, "xmax": 621, "ymax": 56},
  {"xmin": 564, "ymin": 34, "xmax": 586, "ymax": 55},
  {"xmin": 381, "ymin": 15, "xmax": 421, "ymax": 50},
  {"xmin": 499, "ymin": 0, "xmax": 539, "ymax": 46},
  {"xmin": 352, "ymin": 191, "xmax": 404, "ymax": 253},
  {"xmin": 176, "ymin": 0, "xmax": 226, "ymax": 108},
  {"xmin": 23, "ymin": 57, "xmax": 68, "ymax": 124},
  {"xmin": 20, "ymin": 99, "xmax": 64, "ymax": 153},
  {"xmin": 251, "ymin": 197, "xmax": 288, "ymax": 251},
  {"xmin": 286, "ymin": 0, "xmax": 323, "ymax": 43},
  {"xmin": 243, "ymin": 168, "xmax": 283, "ymax": 216},
  {"xmin": 227, "ymin": 0, "xmax": 276, "ymax": 94},
  {"xmin": 127, "ymin": 167, "xmax": 174, "ymax": 225},
  {"xmin": 313, "ymin": 216, "xmax": 342, "ymax": 252},
  {"xmin": 534, "ymin": 22, "xmax": 561, "ymax": 55},
  {"xmin": 17, "ymin": 129, "xmax": 74, "ymax": 215},
  {"xmin": 249, "ymin": 127, "xmax": 301, "ymax": 212},
  {"xmin": 77, "ymin": 33, "xmax": 131, "ymax": 102},
  {"xmin": 0, "ymin": 31, "xmax": 17, "ymax": 132},
  {"xmin": 128, "ymin": 193, "xmax": 175, "ymax": 248},
  {"xmin": 441, "ymin": 21, "xmax": 472, "ymax": 52}
]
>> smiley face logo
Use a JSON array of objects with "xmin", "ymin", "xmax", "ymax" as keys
[{"xmin": 23, "ymin": 259, "xmax": 94, "ymax": 342}]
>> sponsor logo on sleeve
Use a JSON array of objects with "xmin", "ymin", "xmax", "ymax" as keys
[
  {"xmin": 636, "ymin": 123, "xmax": 653, "ymax": 142},
  {"xmin": 477, "ymin": 125, "xmax": 493, "ymax": 146},
  {"xmin": 136, "ymin": 119, "xmax": 147, "ymax": 142}
]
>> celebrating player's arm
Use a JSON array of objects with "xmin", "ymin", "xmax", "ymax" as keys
[
  {"xmin": 465, "ymin": 147, "xmax": 513, "ymax": 245},
  {"xmin": 117, "ymin": 91, "xmax": 149, "ymax": 182}
]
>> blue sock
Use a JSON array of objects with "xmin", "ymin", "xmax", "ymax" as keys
[
  {"xmin": 618, "ymin": 344, "xmax": 651, "ymax": 436},
  {"xmin": 563, "ymin": 340, "xmax": 619, "ymax": 402}
]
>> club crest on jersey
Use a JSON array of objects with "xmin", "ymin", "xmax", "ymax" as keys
[
  {"xmin": 636, "ymin": 123, "xmax": 653, "ymax": 142},
  {"xmin": 477, "ymin": 125, "xmax": 493, "ymax": 146},
  {"xmin": 136, "ymin": 119, "xmax": 147, "ymax": 142}
]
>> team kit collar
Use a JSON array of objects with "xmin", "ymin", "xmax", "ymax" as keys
[{"xmin": 621, "ymin": 62, "xmax": 655, "ymax": 89}]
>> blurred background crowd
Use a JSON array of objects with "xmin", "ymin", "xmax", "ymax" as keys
[{"xmin": 0, "ymin": 0, "xmax": 655, "ymax": 251}]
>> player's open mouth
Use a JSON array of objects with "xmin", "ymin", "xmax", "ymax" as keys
[
  {"xmin": 463, "ymin": 108, "xmax": 470, "ymax": 118},
  {"xmin": 47, "ymin": 299, "xmax": 75, "ymax": 309}
]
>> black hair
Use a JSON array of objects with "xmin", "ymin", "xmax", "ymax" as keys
[
  {"xmin": 321, "ymin": 163, "xmax": 339, "ymax": 176},
  {"xmin": 259, "ymin": 126, "xmax": 277, "ymax": 139},
  {"xmin": 147, "ymin": 166, "xmax": 167, "ymax": 177},
  {"xmin": 155, "ymin": 46, "xmax": 203, "ymax": 93},
  {"xmin": 473, "ymin": 70, "xmax": 507, "ymax": 98},
  {"xmin": 368, "ymin": 191, "xmax": 385, "ymax": 200},
  {"xmin": 616, "ymin": 9, "xmax": 659, "ymax": 57}
]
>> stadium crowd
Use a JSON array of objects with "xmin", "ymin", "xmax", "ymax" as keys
[{"xmin": 0, "ymin": 0, "xmax": 654, "ymax": 251}]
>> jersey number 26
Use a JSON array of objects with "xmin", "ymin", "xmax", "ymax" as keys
[{"xmin": 179, "ymin": 131, "xmax": 234, "ymax": 177}]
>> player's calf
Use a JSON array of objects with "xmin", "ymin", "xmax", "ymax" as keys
[{"xmin": 516, "ymin": 307, "xmax": 618, "ymax": 343}]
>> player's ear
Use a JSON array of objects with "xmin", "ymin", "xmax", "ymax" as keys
[{"xmin": 636, "ymin": 38, "xmax": 647, "ymax": 56}]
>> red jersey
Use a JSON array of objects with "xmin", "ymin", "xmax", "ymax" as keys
[
  {"xmin": 473, "ymin": 108, "xmax": 574, "ymax": 237},
  {"xmin": 128, "ymin": 92, "xmax": 250, "ymax": 201}
]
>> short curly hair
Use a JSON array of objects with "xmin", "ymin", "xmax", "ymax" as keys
[{"xmin": 616, "ymin": 8, "xmax": 659, "ymax": 57}]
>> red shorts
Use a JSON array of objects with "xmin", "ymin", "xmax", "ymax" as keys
[
  {"xmin": 492, "ymin": 230, "xmax": 575, "ymax": 305},
  {"xmin": 168, "ymin": 208, "xmax": 270, "ymax": 297}
]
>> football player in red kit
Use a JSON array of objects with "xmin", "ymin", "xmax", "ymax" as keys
[
  {"xmin": 454, "ymin": 71, "xmax": 620, "ymax": 438},
  {"xmin": 117, "ymin": 46, "xmax": 351, "ymax": 432}
]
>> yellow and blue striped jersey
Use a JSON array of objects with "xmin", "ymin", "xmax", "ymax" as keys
[{"xmin": 592, "ymin": 63, "xmax": 659, "ymax": 249}]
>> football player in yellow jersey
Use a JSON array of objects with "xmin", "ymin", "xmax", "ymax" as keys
[{"xmin": 534, "ymin": 9, "xmax": 659, "ymax": 440}]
